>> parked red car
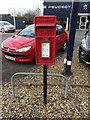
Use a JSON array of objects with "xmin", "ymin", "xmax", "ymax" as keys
[{"xmin": 1, "ymin": 24, "xmax": 68, "ymax": 62}]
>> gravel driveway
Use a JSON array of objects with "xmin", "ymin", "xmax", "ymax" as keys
[{"xmin": 1, "ymin": 46, "xmax": 89, "ymax": 119}]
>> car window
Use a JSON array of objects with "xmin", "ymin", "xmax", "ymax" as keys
[
  {"xmin": 88, "ymin": 30, "xmax": 90, "ymax": 36},
  {"xmin": 18, "ymin": 24, "xmax": 35, "ymax": 37},
  {"xmin": 88, "ymin": 39, "xmax": 90, "ymax": 46},
  {"xmin": 0, "ymin": 23, "xmax": 3, "ymax": 26},
  {"xmin": 56, "ymin": 26, "xmax": 63, "ymax": 36},
  {"xmin": 56, "ymin": 27, "xmax": 59, "ymax": 36},
  {"xmin": 4, "ymin": 22, "xmax": 11, "ymax": 25},
  {"xmin": 58, "ymin": 26, "xmax": 63, "ymax": 35},
  {"xmin": 85, "ymin": 30, "xmax": 90, "ymax": 37},
  {"xmin": 85, "ymin": 30, "xmax": 90, "ymax": 47}
]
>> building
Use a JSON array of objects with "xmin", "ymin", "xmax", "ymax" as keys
[
  {"xmin": 0, "ymin": 14, "xmax": 25, "ymax": 29},
  {"xmin": 43, "ymin": 0, "xmax": 90, "ymax": 30},
  {"xmin": 0, "ymin": 14, "xmax": 11, "ymax": 17}
]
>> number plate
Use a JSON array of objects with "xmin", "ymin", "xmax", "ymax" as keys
[{"xmin": 5, "ymin": 55, "xmax": 15, "ymax": 61}]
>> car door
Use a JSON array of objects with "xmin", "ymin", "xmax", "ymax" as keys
[{"xmin": 56, "ymin": 25, "xmax": 65, "ymax": 50}]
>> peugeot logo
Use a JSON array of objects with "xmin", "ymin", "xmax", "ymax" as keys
[
  {"xmin": 83, "ymin": 4, "xmax": 88, "ymax": 9},
  {"xmin": 7, "ymin": 48, "xmax": 10, "ymax": 52}
]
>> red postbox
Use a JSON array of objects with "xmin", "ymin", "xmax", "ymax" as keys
[{"xmin": 35, "ymin": 16, "xmax": 56, "ymax": 65}]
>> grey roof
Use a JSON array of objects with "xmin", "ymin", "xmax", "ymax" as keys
[{"xmin": 44, "ymin": 0, "xmax": 90, "ymax": 2}]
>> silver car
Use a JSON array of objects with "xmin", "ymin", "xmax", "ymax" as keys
[{"xmin": 0, "ymin": 21, "xmax": 15, "ymax": 32}]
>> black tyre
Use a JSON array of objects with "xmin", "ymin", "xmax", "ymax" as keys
[
  {"xmin": 1, "ymin": 28, "xmax": 5, "ymax": 33},
  {"xmin": 79, "ymin": 57, "xmax": 84, "ymax": 63},
  {"xmin": 13, "ymin": 30, "xmax": 15, "ymax": 32},
  {"xmin": 79, "ymin": 51, "xmax": 84, "ymax": 63}
]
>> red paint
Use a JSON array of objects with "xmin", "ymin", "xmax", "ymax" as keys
[
  {"xmin": 35, "ymin": 16, "xmax": 56, "ymax": 65},
  {"xmin": 1, "ymin": 23, "xmax": 68, "ymax": 62}
]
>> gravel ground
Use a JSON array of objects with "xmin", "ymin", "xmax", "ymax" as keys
[{"xmin": 1, "ymin": 47, "xmax": 89, "ymax": 119}]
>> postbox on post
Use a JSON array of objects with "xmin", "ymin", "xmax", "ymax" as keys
[
  {"xmin": 35, "ymin": 16, "xmax": 56, "ymax": 65},
  {"xmin": 11, "ymin": 16, "xmax": 68, "ymax": 102},
  {"xmin": 35, "ymin": 16, "xmax": 56, "ymax": 104}
]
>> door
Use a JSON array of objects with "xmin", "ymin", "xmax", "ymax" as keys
[{"xmin": 79, "ymin": 16, "xmax": 87, "ymax": 29}]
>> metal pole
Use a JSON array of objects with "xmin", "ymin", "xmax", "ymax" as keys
[
  {"xmin": 11, "ymin": 72, "xmax": 68, "ymax": 99},
  {"xmin": 11, "ymin": 76, "xmax": 15, "ymax": 98},
  {"xmin": 13, "ymin": 16, "xmax": 16, "ymax": 29},
  {"xmin": 88, "ymin": 1, "xmax": 90, "ymax": 29},
  {"xmin": 66, "ymin": 17, "xmax": 69, "ymax": 31},
  {"xmin": 62, "ymin": 0, "xmax": 79, "ymax": 76},
  {"xmin": 43, "ymin": 65, "xmax": 47, "ymax": 104}
]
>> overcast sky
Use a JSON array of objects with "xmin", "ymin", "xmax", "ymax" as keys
[{"xmin": 0, "ymin": 0, "xmax": 43, "ymax": 15}]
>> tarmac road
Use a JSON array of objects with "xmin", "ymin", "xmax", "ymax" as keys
[
  {"xmin": 0, "ymin": 32, "xmax": 40, "ymax": 84},
  {"xmin": 0, "ymin": 30, "xmax": 85, "ymax": 84}
]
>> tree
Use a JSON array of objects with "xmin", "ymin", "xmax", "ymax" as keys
[
  {"xmin": 22, "ymin": 7, "xmax": 42, "ymax": 25},
  {"xmin": 10, "ymin": 9, "xmax": 17, "ymax": 16},
  {"xmin": 23, "ymin": 10, "xmax": 34, "ymax": 25},
  {"xmin": 33, "ymin": 5, "xmax": 42, "ymax": 16},
  {"xmin": 10, "ymin": 6, "xmax": 42, "ymax": 25}
]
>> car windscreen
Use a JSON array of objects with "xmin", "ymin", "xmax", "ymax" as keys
[
  {"xmin": 4, "ymin": 22, "xmax": 11, "ymax": 25},
  {"xmin": 86, "ymin": 36, "xmax": 90, "ymax": 47},
  {"xmin": 88, "ymin": 30, "xmax": 90, "ymax": 36},
  {"xmin": 56, "ymin": 26, "xmax": 63, "ymax": 36},
  {"xmin": 18, "ymin": 24, "xmax": 35, "ymax": 37}
]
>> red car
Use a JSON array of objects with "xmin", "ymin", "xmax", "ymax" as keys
[{"xmin": 1, "ymin": 24, "xmax": 68, "ymax": 62}]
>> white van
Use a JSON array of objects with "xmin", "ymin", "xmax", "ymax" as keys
[{"xmin": 0, "ymin": 21, "xmax": 15, "ymax": 32}]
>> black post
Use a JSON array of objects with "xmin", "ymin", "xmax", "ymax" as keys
[
  {"xmin": 89, "ymin": 1, "xmax": 90, "ymax": 24},
  {"xmin": 62, "ymin": 0, "xmax": 79, "ymax": 76},
  {"xmin": 43, "ymin": 65, "xmax": 47, "ymax": 104}
]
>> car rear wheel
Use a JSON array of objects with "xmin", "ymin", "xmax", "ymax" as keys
[{"xmin": 1, "ymin": 28, "xmax": 5, "ymax": 33}]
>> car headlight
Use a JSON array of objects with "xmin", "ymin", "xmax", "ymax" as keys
[
  {"xmin": 82, "ymin": 42, "xmax": 86, "ymax": 49},
  {"xmin": 16, "ymin": 46, "xmax": 31, "ymax": 52},
  {"xmin": 81, "ymin": 39, "xmax": 86, "ymax": 49},
  {"xmin": 1, "ymin": 41, "xmax": 4, "ymax": 48},
  {"xmin": 82, "ymin": 43, "xmax": 86, "ymax": 48}
]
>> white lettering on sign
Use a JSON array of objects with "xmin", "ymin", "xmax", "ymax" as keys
[
  {"xmin": 47, "ymin": 5, "xmax": 71, "ymax": 9},
  {"xmin": 83, "ymin": 4, "xmax": 88, "ymax": 9},
  {"xmin": 44, "ymin": 4, "xmax": 89, "ymax": 10},
  {"xmin": 41, "ymin": 42, "xmax": 50, "ymax": 58},
  {"xmin": 43, "ymin": 6, "xmax": 47, "ymax": 9}
]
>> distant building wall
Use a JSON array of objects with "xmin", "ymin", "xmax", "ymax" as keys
[
  {"xmin": 44, "ymin": 1, "xmax": 89, "ymax": 16},
  {"xmin": 0, "ymin": 17, "xmax": 25, "ymax": 29},
  {"xmin": 44, "ymin": 0, "xmax": 90, "ymax": 30}
]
